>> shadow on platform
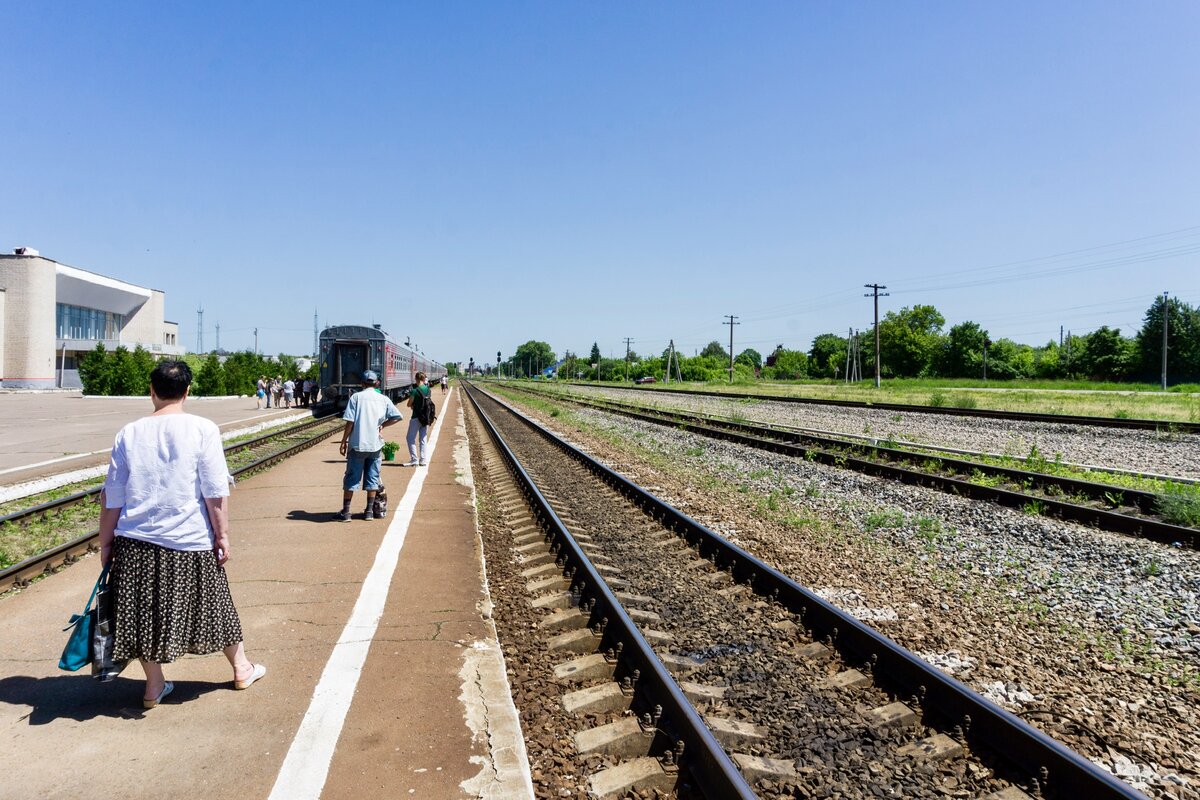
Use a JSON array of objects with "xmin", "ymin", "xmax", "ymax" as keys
[
  {"xmin": 286, "ymin": 509, "xmax": 342, "ymax": 523},
  {"xmin": 0, "ymin": 674, "xmax": 226, "ymax": 724}
]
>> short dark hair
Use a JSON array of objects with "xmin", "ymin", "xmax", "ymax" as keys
[{"xmin": 151, "ymin": 360, "xmax": 192, "ymax": 399}]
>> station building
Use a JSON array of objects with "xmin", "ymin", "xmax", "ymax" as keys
[{"xmin": 0, "ymin": 248, "xmax": 183, "ymax": 389}]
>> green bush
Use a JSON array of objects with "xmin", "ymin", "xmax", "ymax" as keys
[{"xmin": 1156, "ymin": 484, "xmax": 1200, "ymax": 527}]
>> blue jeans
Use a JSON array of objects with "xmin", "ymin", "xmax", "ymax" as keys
[{"xmin": 343, "ymin": 450, "xmax": 382, "ymax": 491}]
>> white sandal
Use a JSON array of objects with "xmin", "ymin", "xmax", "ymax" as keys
[{"xmin": 234, "ymin": 663, "xmax": 267, "ymax": 690}]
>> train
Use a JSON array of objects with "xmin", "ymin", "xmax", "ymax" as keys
[{"xmin": 315, "ymin": 324, "xmax": 447, "ymax": 414}]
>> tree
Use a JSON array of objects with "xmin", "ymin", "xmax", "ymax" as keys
[
  {"xmin": 763, "ymin": 349, "xmax": 808, "ymax": 380},
  {"xmin": 589, "ymin": 343, "xmax": 601, "ymax": 365},
  {"xmin": 935, "ymin": 321, "xmax": 987, "ymax": 378},
  {"xmin": 109, "ymin": 347, "xmax": 145, "ymax": 395},
  {"xmin": 878, "ymin": 305, "xmax": 945, "ymax": 378},
  {"xmin": 1077, "ymin": 326, "xmax": 1136, "ymax": 381},
  {"xmin": 509, "ymin": 340, "xmax": 556, "ymax": 377},
  {"xmin": 1136, "ymin": 295, "xmax": 1200, "ymax": 384},
  {"xmin": 984, "ymin": 339, "xmax": 1034, "ymax": 379},
  {"xmin": 808, "ymin": 334, "xmax": 848, "ymax": 379},
  {"xmin": 735, "ymin": 348, "xmax": 762, "ymax": 371},
  {"xmin": 700, "ymin": 341, "xmax": 729, "ymax": 360},
  {"xmin": 679, "ymin": 355, "xmax": 726, "ymax": 381},
  {"xmin": 78, "ymin": 342, "xmax": 113, "ymax": 395},
  {"xmin": 194, "ymin": 353, "xmax": 226, "ymax": 396}
]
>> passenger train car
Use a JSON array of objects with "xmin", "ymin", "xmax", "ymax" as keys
[{"xmin": 315, "ymin": 324, "xmax": 447, "ymax": 414}]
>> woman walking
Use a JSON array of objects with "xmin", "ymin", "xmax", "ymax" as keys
[
  {"xmin": 100, "ymin": 360, "xmax": 265, "ymax": 709},
  {"xmin": 405, "ymin": 371, "xmax": 433, "ymax": 466}
]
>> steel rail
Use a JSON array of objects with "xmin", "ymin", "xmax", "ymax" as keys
[
  {"xmin": 0, "ymin": 417, "xmax": 338, "ymax": 529},
  {"xmin": 563, "ymin": 381, "xmax": 1200, "ymax": 434},
  {"xmin": 512, "ymin": 385, "xmax": 1197, "ymax": 547},
  {"xmin": 464, "ymin": 383, "xmax": 757, "ymax": 798},
  {"xmin": 0, "ymin": 421, "xmax": 340, "ymax": 594},
  {"xmin": 468, "ymin": 381, "xmax": 1147, "ymax": 800}
]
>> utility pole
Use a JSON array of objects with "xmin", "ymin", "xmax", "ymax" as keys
[
  {"xmin": 215, "ymin": 322, "xmax": 221, "ymax": 352},
  {"xmin": 313, "ymin": 309, "xmax": 319, "ymax": 356},
  {"xmin": 623, "ymin": 338, "xmax": 634, "ymax": 383},
  {"xmin": 723, "ymin": 315, "xmax": 739, "ymax": 383},
  {"xmin": 844, "ymin": 327, "xmax": 853, "ymax": 383},
  {"xmin": 863, "ymin": 285, "xmax": 888, "ymax": 388},
  {"xmin": 254, "ymin": 327, "xmax": 258, "ymax": 355},
  {"xmin": 196, "ymin": 306, "xmax": 204, "ymax": 353},
  {"xmin": 1161, "ymin": 291, "xmax": 1169, "ymax": 391},
  {"xmin": 983, "ymin": 338, "xmax": 991, "ymax": 382}
]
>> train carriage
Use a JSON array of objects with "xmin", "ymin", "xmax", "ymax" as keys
[{"xmin": 315, "ymin": 324, "xmax": 446, "ymax": 414}]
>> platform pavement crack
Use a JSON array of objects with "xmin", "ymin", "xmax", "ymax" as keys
[{"xmin": 470, "ymin": 658, "xmax": 503, "ymax": 785}]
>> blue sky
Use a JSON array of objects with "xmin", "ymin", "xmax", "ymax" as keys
[{"xmin": 4, "ymin": 2, "xmax": 1198, "ymax": 367}]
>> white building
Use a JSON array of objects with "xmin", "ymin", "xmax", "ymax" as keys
[{"xmin": 0, "ymin": 248, "xmax": 183, "ymax": 389}]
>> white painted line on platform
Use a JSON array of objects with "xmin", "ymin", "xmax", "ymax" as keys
[
  {"xmin": 267, "ymin": 389, "xmax": 451, "ymax": 800},
  {"xmin": 0, "ymin": 449, "xmax": 110, "ymax": 476}
]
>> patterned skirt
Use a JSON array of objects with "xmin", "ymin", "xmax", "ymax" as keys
[{"xmin": 110, "ymin": 536, "xmax": 244, "ymax": 664}]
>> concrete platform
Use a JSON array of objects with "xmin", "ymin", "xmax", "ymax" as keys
[
  {"xmin": 0, "ymin": 386, "xmax": 534, "ymax": 799},
  {"xmin": 0, "ymin": 391, "xmax": 308, "ymax": 484}
]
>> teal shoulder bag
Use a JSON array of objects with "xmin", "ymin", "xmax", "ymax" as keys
[{"xmin": 58, "ymin": 565, "xmax": 108, "ymax": 672}]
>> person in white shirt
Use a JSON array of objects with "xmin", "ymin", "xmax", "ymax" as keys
[
  {"xmin": 100, "ymin": 360, "xmax": 266, "ymax": 709},
  {"xmin": 335, "ymin": 370, "xmax": 403, "ymax": 521}
]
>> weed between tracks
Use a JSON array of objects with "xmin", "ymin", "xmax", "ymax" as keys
[
  {"xmin": 0, "ymin": 502, "xmax": 100, "ymax": 570},
  {"xmin": 0, "ymin": 478, "xmax": 103, "ymax": 519}
]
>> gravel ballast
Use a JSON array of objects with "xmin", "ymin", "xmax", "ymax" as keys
[
  {"xmin": 491, "ymin": 387, "xmax": 1200, "ymax": 799},
  {"xmin": 566, "ymin": 385, "xmax": 1200, "ymax": 481}
]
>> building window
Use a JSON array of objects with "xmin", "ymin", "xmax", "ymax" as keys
[{"xmin": 56, "ymin": 303, "xmax": 124, "ymax": 341}]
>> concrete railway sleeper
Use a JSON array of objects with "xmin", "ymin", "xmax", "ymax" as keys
[
  {"xmin": 503, "ymin": 384, "xmax": 1197, "ymax": 548},
  {"xmin": 464, "ymin": 381, "xmax": 1146, "ymax": 799},
  {"xmin": 0, "ymin": 418, "xmax": 343, "ymax": 593}
]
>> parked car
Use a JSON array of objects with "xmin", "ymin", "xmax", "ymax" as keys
[{"xmin": 635, "ymin": 376, "xmax": 657, "ymax": 384}]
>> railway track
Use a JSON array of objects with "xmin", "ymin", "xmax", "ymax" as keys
[
  {"xmin": 504, "ymin": 383, "xmax": 1199, "ymax": 547},
  {"xmin": 0, "ymin": 416, "xmax": 342, "ymax": 593},
  {"xmin": 464, "ymin": 382, "xmax": 1145, "ymax": 799},
  {"xmin": 565, "ymin": 382, "xmax": 1200, "ymax": 434}
]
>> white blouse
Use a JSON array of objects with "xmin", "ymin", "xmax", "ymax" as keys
[{"xmin": 103, "ymin": 414, "xmax": 232, "ymax": 552}]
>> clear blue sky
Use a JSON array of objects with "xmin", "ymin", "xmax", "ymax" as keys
[{"xmin": 4, "ymin": 2, "xmax": 1198, "ymax": 367}]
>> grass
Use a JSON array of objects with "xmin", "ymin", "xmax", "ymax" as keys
[
  {"xmin": 1022, "ymin": 499, "xmax": 1047, "ymax": 516},
  {"xmin": 1155, "ymin": 484, "xmax": 1200, "ymax": 527},
  {"xmin": 864, "ymin": 509, "xmax": 905, "ymax": 530},
  {"xmin": 0, "ymin": 503, "xmax": 100, "ymax": 570}
]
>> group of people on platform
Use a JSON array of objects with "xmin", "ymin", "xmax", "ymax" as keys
[
  {"xmin": 255, "ymin": 376, "xmax": 319, "ymax": 410},
  {"xmin": 94, "ymin": 361, "xmax": 448, "ymax": 708}
]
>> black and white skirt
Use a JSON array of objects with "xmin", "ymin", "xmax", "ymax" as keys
[{"xmin": 110, "ymin": 536, "xmax": 244, "ymax": 663}]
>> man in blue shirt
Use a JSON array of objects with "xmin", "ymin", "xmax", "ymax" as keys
[{"xmin": 335, "ymin": 371, "xmax": 402, "ymax": 521}]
